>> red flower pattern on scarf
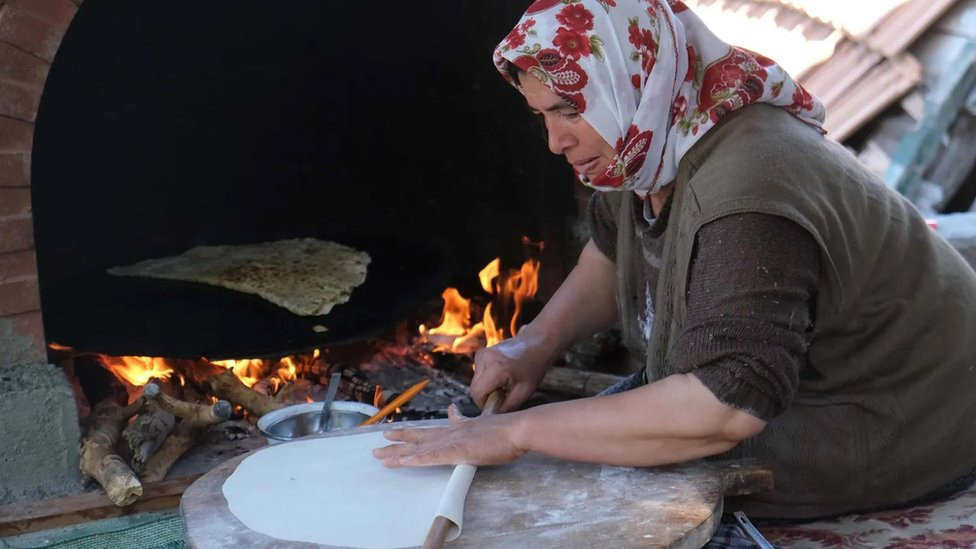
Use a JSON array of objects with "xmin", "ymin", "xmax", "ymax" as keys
[
  {"xmin": 553, "ymin": 27, "xmax": 592, "ymax": 60},
  {"xmin": 593, "ymin": 125, "xmax": 653, "ymax": 188},
  {"xmin": 628, "ymin": 20, "xmax": 659, "ymax": 77},
  {"xmin": 790, "ymin": 84, "xmax": 815, "ymax": 113},
  {"xmin": 556, "ymin": 4, "xmax": 595, "ymax": 32},
  {"xmin": 526, "ymin": 0, "xmax": 561, "ymax": 16},
  {"xmin": 508, "ymin": 19, "xmax": 536, "ymax": 50},
  {"xmin": 698, "ymin": 48, "xmax": 768, "ymax": 122},
  {"xmin": 672, "ymin": 95, "xmax": 687, "ymax": 122},
  {"xmin": 684, "ymin": 44, "xmax": 696, "ymax": 82},
  {"xmin": 668, "ymin": 1, "xmax": 689, "ymax": 14},
  {"xmin": 514, "ymin": 52, "xmax": 589, "ymax": 113},
  {"xmin": 504, "ymin": 27, "xmax": 527, "ymax": 50}
]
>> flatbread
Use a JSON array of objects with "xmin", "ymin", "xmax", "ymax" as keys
[
  {"xmin": 221, "ymin": 432, "xmax": 472, "ymax": 548},
  {"xmin": 107, "ymin": 238, "xmax": 370, "ymax": 316}
]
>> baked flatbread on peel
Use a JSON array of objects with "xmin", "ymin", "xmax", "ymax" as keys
[{"xmin": 107, "ymin": 238, "xmax": 370, "ymax": 316}]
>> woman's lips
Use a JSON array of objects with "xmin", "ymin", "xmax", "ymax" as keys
[{"xmin": 573, "ymin": 157, "xmax": 601, "ymax": 177}]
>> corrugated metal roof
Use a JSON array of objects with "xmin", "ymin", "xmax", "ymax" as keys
[{"xmin": 685, "ymin": 0, "xmax": 962, "ymax": 140}]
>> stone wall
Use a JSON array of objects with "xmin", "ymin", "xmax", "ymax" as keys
[
  {"xmin": 0, "ymin": 0, "xmax": 85, "ymax": 504},
  {"xmin": 1, "ymin": 0, "xmax": 81, "ymax": 363}
]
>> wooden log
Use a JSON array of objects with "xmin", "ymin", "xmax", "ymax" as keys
[
  {"xmin": 122, "ymin": 405, "xmax": 176, "ymax": 474},
  {"xmin": 251, "ymin": 375, "xmax": 279, "ymax": 397},
  {"xmin": 538, "ymin": 367, "xmax": 624, "ymax": 397},
  {"xmin": 79, "ymin": 398, "xmax": 146, "ymax": 507},
  {"xmin": 205, "ymin": 369, "xmax": 285, "ymax": 417},
  {"xmin": 140, "ymin": 420, "xmax": 209, "ymax": 483},
  {"xmin": 274, "ymin": 378, "xmax": 315, "ymax": 405},
  {"xmin": 0, "ymin": 475, "xmax": 201, "ymax": 537},
  {"xmin": 144, "ymin": 382, "xmax": 232, "ymax": 426}
]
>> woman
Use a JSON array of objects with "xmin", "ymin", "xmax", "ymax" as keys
[{"xmin": 374, "ymin": 0, "xmax": 976, "ymax": 540}]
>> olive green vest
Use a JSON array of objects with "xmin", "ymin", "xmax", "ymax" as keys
[{"xmin": 612, "ymin": 104, "xmax": 976, "ymax": 518}]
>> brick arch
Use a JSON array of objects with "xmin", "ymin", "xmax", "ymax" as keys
[{"xmin": 0, "ymin": 0, "xmax": 81, "ymax": 363}]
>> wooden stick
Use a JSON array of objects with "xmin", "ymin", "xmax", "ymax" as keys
[
  {"xmin": 144, "ymin": 382, "xmax": 232, "ymax": 426},
  {"xmin": 122, "ymin": 405, "xmax": 176, "ymax": 474},
  {"xmin": 0, "ymin": 475, "xmax": 200, "ymax": 537},
  {"xmin": 538, "ymin": 367, "xmax": 624, "ymax": 397},
  {"xmin": 359, "ymin": 378, "xmax": 430, "ymax": 426},
  {"xmin": 206, "ymin": 369, "xmax": 285, "ymax": 417},
  {"xmin": 422, "ymin": 391, "xmax": 503, "ymax": 549},
  {"xmin": 139, "ymin": 420, "xmax": 209, "ymax": 483},
  {"xmin": 79, "ymin": 398, "xmax": 146, "ymax": 507}
]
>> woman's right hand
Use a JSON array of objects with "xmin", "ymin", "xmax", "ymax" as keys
[{"xmin": 470, "ymin": 328, "xmax": 557, "ymax": 413}]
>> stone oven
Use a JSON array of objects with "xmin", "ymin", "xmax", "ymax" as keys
[{"xmin": 0, "ymin": 0, "xmax": 592, "ymax": 504}]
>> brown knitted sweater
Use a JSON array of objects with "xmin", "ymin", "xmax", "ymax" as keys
[{"xmin": 588, "ymin": 193, "xmax": 819, "ymax": 421}]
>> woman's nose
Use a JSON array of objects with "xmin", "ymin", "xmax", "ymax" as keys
[{"xmin": 546, "ymin": 120, "xmax": 574, "ymax": 155}]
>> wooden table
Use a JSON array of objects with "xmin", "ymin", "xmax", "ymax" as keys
[{"xmin": 181, "ymin": 422, "xmax": 771, "ymax": 549}]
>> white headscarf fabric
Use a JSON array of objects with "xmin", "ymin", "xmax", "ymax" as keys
[{"xmin": 493, "ymin": 0, "xmax": 826, "ymax": 195}]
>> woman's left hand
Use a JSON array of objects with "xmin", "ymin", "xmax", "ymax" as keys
[{"xmin": 372, "ymin": 405, "xmax": 527, "ymax": 467}]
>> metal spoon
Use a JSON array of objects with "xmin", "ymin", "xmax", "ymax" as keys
[{"xmin": 317, "ymin": 372, "xmax": 341, "ymax": 434}]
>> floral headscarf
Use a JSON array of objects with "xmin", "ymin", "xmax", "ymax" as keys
[{"xmin": 494, "ymin": 0, "xmax": 825, "ymax": 195}]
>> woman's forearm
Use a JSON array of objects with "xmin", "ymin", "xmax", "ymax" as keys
[
  {"xmin": 508, "ymin": 373, "xmax": 766, "ymax": 466},
  {"xmin": 518, "ymin": 239, "xmax": 619, "ymax": 357}
]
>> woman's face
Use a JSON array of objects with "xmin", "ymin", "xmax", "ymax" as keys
[{"xmin": 518, "ymin": 73, "xmax": 615, "ymax": 180}]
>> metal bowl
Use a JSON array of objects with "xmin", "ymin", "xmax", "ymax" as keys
[{"xmin": 257, "ymin": 401, "xmax": 379, "ymax": 444}]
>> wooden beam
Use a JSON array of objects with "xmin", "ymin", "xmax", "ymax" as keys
[{"xmin": 0, "ymin": 474, "xmax": 201, "ymax": 537}]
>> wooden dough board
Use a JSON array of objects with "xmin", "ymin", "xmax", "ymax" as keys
[{"xmin": 181, "ymin": 421, "xmax": 772, "ymax": 549}]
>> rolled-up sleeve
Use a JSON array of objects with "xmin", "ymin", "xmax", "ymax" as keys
[{"xmin": 678, "ymin": 213, "xmax": 819, "ymax": 421}]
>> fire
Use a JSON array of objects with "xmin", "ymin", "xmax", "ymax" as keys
[
  {"xmin": 54, "ymin": 340, "xmax": 328, "ymax": 403},
  {"xmin": 479, "ymin": 259, "xmax": 500, "ymax": 293},
  {"xmin": 483, "ymin": 303, "xmax": 503, "ymax": 347},
  {"xmin": 373, "ymin": 385, "xmax": 383, "ymax": 408},
  {"xmin": 426, "ymin": 288, "xmax": 472, "ymax": 336},
  {"xmin": 98, "ymin": 355, "xmax": 174, "ymax": 386},
  {"xmin": 422, "ymin": 238, "xmax": 543, "ymax": 352},
  {"xmin": 212, "ymin": 357, "xmax": 265, "ymax": 388}
]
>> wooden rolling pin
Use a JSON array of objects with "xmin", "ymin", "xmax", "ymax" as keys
[{"xmin": 421, "ymin": 390, "xmax": 503, "ymax": 549}]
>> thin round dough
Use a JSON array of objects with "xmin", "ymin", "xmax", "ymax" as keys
[{"xmin": 222, "ymin": 431, "xmax": 466, "ymax": 548}]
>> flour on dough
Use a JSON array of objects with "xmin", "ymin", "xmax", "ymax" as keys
[{"xmin": 222, "ymin": 431, "xmax": 458, "ymax": 548}]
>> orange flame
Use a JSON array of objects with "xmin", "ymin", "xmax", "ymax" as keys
[
  {"xmin": 98, "ymin": 355, "xmax": 174, "ymax": 386},
  {"xmin": 421, "ymin": 239, "xmax": 543, "ymax": 352},
  {"xmin": 426, "ymin": 288, "xmax": 471, "ymax": 336},
  {"xmin": 483, "ymin": 303, "xmax": 504, "ymax": 347},
  {"xmin": 212, "ymin": 357, "xmax": 265, "ymax": 387},
  {"xmin": 503, "ymin": 258, "xmax": 540, "ymax": 337},
  {"xmin": 76, "ymin": 346, "xmax": 326, "ymax": 404},
  {"xmin": 479, "ymin": 258, "xmax": 500, "ymax": 293},
  {"xmin": 373, "ymin": 385, "xmax": 383, "ymax": 408}
]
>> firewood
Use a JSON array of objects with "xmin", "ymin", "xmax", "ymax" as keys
[
  {"xmin": 139, "ymin": 420, "xmax": 208, "ymax": 483},
  {"xmin": 122, "ymin": 405, "xmax": 175, "ymax": 474},
  {"xmin": 251, "ymin": 375, "xmax": 278, "ymax": 397},
  {"xmin": 79, "ymin": 398, "xmax": 146, "ymax": 507},
  {"xmin": 538, "ymin": 367, "xmax": 624, "ymax": 397},
  {"xmin": 205, "ymin": 369, "xmax": 285, "ymax": 417},
  {"xmin": 274, "ymin": 378, "xmax": 315, "ymax": 405},
  {"xmin": 144, "ymin": 382, "xmax": 232, "ymax": 426}
]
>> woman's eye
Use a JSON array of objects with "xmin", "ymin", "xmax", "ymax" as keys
[{"xmin": 562, "ymin": 111, "xmax": 581, "ymax": 120}]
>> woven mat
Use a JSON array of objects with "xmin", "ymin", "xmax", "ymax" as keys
[
  {"xmin": 1, "ymin": 513, "xmax": 183, "ymax": 549},
  {"xmin": 761, "ymin": 479, "xmax": 976, "ymax": 548}
]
